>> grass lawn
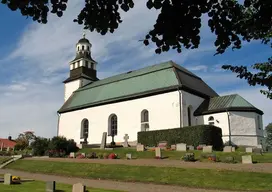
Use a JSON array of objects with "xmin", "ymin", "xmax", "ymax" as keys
[
  {"xmin": 6, "ymin": 159, "xmax": 272, "ymax": 191},
  {"xmin": 0, "ymin": 180, "xmax": 122, "ymax": 192},
  {"xmin": 79, "ymin": 148, "xmax": 272, "ymax": 163}
]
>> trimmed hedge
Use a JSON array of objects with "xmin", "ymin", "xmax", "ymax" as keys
[{"xmin": 138, "ymin": 125, "xmax": 223, "ymax": 150}]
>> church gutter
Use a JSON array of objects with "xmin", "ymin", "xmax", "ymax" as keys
[{"xmin": 178, "ymin": 88, "xmax": 182, "ymax": 128}]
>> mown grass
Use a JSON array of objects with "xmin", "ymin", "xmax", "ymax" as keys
[
  {"xmin": 79, "ymin": 148, "xmax": 272, "ymax": 163},
  {"xmin": 0, "ymin": 180, "xmax": 122, "ymax": 192},
  {"xmin": 6, "ymin": 159, "xmax": 272, "ymax": 191}
]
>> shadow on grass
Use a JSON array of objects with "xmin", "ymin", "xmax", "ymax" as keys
[{"xmin": 56, "ymin": 190, "xmax": 65, "ymax": 192}]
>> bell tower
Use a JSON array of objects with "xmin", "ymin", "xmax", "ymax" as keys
[{"xmin": 63, "ymin": 33, "xmax": 99, "ymax": 101}]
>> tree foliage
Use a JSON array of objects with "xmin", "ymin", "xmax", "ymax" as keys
[
  {"xmin": 265, "ymin": 123, "xmax": 272, "ymax": 147},
  {"xmin": 14, "ymin": 131, "xmax": 36, "ymax": 150},
  {"xmin": 1, "ymin": 0, "xmax": 272, "ymax": 98},
  {"xmin": 31, "ymin": 136, "xmax": 50, "ymax": 156}
]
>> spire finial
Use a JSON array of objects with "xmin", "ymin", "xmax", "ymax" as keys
[{"xmin": 83, "ymin": 30, "xmax": 86, "ymax": 39}]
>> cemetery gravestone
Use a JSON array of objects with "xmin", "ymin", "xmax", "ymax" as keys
[
  {"xmin": 123, "ymin": 134, "xmax": 129, "ymax": 148},
  {"xmin": 187, "ymin": 145, "xmax": 194, "ymax": 150},
  {"xmin": 126, "ymin": 153, "xmax": 132, "ymax": 160},
  {"xmin": 242, "ymin": 155, "xmax": 252, "ymax": 164},
  {"xmin": 176, "ymin": 143, "xmax": 187, "ymax": 151},
  {"xmin": 70, "ymin": 152, "xmax": 75, "ymax": 158},
  {"xmin": 0, "ymin": 142, "xmax": 3, "ymax": 151},
  {"xmin": 253, "ymin": 148, "xmax": 262, "ymax": 155},
  {"xmin": 100, "ymin": 132, "xmax": 107, "ymax": 149},
  {"xmin": 203, "ymin": 146, "xmax": 213, "ymax": 153},
  {"xmin": 158, "ymin": 141, "xmax": 167, "ymax": 149},
  {"xmin": 136, "ymin": 144, "xmax": 144, "ymax": 152},
  {"xmin": 81, "ymin": 153, "xmax": 86, "ymax": 157},
  {"xmin": 6, "ymin": 147, "xmax": 10, "ymax": 152},
  {"xmin": 4, "ymin": 173, "xmax": 12, "ymax": 185},
  {"xmin": 73, "ymin": 183, "xmax": 86, "ymax": 192},
  {"xmin": 171, "ymin": 144, "xmax": 176, "ymax": 150},
  {"xmin": 223, "ymin": 146, "xmax": 232, "ymax": 152},
  {"xmin": 231, "ymin": 147, "xmax": 236, "ymax": 152},
  {"xmin": 46, "ymin": 181, "xmax": 56, "ymax": 192},
  {"xmin": 155, "ymin": 147, "xmax": 162, "ymax": 158},
  {"xmin": 246, "ymin": 147, "xmax": 253, "ymax": 153}
]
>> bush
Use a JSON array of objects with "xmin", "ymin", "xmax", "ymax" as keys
[
  {"xmin": 182, "ymin": 153, "xmax": 195, "ymax": 162},
  {"xmin": 138, "ymin": 125, "xmax": 223, "ymax": 150},
  {"xmin": 48, "ymin": 136, "xmax": 78, "ymax": 155},
  {"xmin": 31, "ymin": 137, "xmax": 49, "ymax": 156}
]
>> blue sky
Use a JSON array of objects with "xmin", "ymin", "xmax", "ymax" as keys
[{"xmin": 0, "ymin": 1, "xmax": 271, "ymax": 139}]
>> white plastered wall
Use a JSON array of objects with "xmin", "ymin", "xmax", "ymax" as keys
[
  {"xmin": 58, "ymin": 91, "xmax": 181, "ymax": 144},
  {"xmin": 64, "ymin": 80, "xmax": 80, "ymax": 102}
]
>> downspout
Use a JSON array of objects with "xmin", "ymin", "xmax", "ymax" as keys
[
  {"xmin": 57, "ymin": 112, "xmax": 61, "ymax": 137},
  {"xmin": 226, "ymin": 110, "xmax": 232, "ymax": 145},
  {"xmin": 178, "ymin": 87, "xmax": 182, "ymax": 128}
]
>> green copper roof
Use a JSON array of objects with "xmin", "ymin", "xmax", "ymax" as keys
[
  {"xmin": 194, "ymin": 94, "xmax": 263, "ymax": 115},
  {"xmin": 58, "ymin": 61, "xmax": 218, "ymax": 113}
]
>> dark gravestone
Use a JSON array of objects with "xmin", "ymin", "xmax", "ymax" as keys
[
  {"xmin": 46, "ymin": 181, "xmax": 56, "ymax": 192},
  {"xmin": 267, "ymin": 147, "xmax": 272, "ymax": 153}
]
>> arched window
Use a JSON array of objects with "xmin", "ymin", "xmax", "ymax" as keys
[
  {"xmin": 82, "ymin": 45, "xmax": 85, "ymax": 50},
  {"xmin": 108, "ymin": 114, "xmax": 118, "ymax": 136},
  {"xmin": 187, "ymin": 106, "xmax": 192, "ymax": 126},
  {"xmin": 141, "ymin": 110, "xmax": 149, "ymax": 131},
  {"xmin": 141, "ymin": 110, "xmax": 149, "ymax": 123},
  {"xmin": 208, "ymin": 116, "xmax": 214, "ymax": 125},
  {"xmin": 87, "ymin": 46, "xmax": 90, "ymax": 51},
  {"xmin": 80, "ymin": 119, "xmax": 89, "ymax": 139}
]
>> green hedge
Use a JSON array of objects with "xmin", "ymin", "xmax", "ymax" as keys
[{"xmin": 137, "ymin": 125, "xmax": 223, "ymax": 150}]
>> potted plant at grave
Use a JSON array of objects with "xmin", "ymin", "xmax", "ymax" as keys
[
  {"xmin": 12, "ymin": 176, "xmax": 21, "ymax": 184},
  {"xmin": 208, "ymin": 154, "xmax": 216, "ymax": 162},
  {"xmin": 108, "ymin": 153, "xmax": 118, "ymax": 159}
]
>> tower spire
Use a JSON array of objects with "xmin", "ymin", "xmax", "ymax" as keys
[{"xmin": 83, "ymin": 30, "xmax": 86, "ymax": 39}]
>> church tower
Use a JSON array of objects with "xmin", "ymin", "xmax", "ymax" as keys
[{"xmin": 63, "ymin": 33, "xmax": 98, "ymax": 101}]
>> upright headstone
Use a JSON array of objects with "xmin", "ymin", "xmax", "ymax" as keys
[
  {"xmin": 203, "ymin": 146, "xmax": 213, "ymax": 153},
  {"xmin": 70, "ymin": 152, "xmax": 75, "ymax": 158},
  {"xmin": 171, "ymin": 144, "xmax": 176, "ymax": 150},
  {"xmin": 187, "ymin": 145, "xmax": 194, "ymax": 150},
  {"xmin": 158, "ymin": 141, "xmax": 167, "ymax": 149},
  {"xmin": 0, "ymin": 142, "xmax": 3, "ymax": 151},
  {"xmin": 242, "ymin": 155, "xmax": 252, "ymax": 164},
  {"xmin": 81, "ymin": 153, "xmax": 86, "ymax": 157},
  {"xmin": 46, "ymin": 181, "xmax": 56, "ymax": 192},
  {"xmin": 6, "ymin": 147, "xmax": 10, "ymax": 152},
  {"xmin": 176, "ymin": 143, "xmax": 187, "ymax": 151},
  {"xmin": 100, "ymin": 132, "xmax": 107, "ymax": 149},
  {"xmin": 126, "ymin": 153, "xmax": 132, "ymax": 160},
  {"xmin": 246, "ymin": 147, "xmax": 253, "ymax": 153},
  {"xmin": 136, "ymin": 144, "xmax": 144, "ymax": 151},
  {"xmin": 223, "ymin": 146, "xmax": 232, "ymax": 152},
  {"xmin": 72, "ymin": 183, "xmax": 86, "ymax": 192},
  {"xmin": 4, "ymin": 173, "xmax": 12, "ymax": 185},
  {"xmin": 155, "ymin": 147, "xmax": 161, "ymax": 158},
  {"xmin": 231, "ymin": 147, "xmax": 236, "ymax": 152},
  {"xmin": 123, "ymin": 134, "xmax": 129, "ymax": 148}
]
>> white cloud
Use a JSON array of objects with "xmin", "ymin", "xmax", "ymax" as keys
[{"xmin": 186, "ymin": 65, "xmax": 208, "ymax": 72}]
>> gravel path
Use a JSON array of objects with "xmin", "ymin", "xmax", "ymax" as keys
[
  {"xmin": 25, "ymin": 157, "xmax": 272, "ymax": 173},
  {"xmin": 0, "ymin": 169, "xmax": 243, "ymax": 192}
]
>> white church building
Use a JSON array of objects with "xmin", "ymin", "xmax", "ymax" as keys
[{"xmin": 57, "ymin": 35, "xmax": 264, "ymax": 147}]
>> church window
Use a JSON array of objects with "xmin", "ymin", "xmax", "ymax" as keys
[
  {"xmin": 141, "ymin": 110, "xmax": 149, "ymax": 131},
  {"xmin": 187, "ymin": 106, "xmax": 192, "ymax": 126},
  {"xmin": 77, "ymin": 46, "xmax": 79, "ymax": 51},
  {"xmin": 91, "ymin": 63, "xmax": 94, "ymax": 69},
  {"xmin": 257, "ymin": 116, "xmax": 261, "ymax": 129},
  {"xmin": 87, "ymin": 46, "xmax": 89, "ymax": 51},
  {"xmin": 108, "ymin": 114, "xmax": 118, "ymax": 136},
  {"xmin": 82, "ymin": 45, "xmax": 85, "ymax": 50},
  {"xmin": 80, "ymin": 119, "xmax": 89, "ymax": 139},
  {"xmin": 208, "ymin": 116, "xmax": 214, "ymax": 125}
]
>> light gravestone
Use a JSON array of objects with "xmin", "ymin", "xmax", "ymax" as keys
[
  {"xmin": 0, "ymin": 142, "xmax": 3, "ymax": 151},
  {"xmin": 4, "ymin": 173, "xmax": 12, "ymax": 185},
  {"xmin": 176, "ymin": 143, "xmax": 187, "ymax": 151},
  {"xmin": 203, "ymin": 146, "xmax": 213, "ymax": 153},
  {"xmin": 242, "ymin": 155, "xmax": 252, "ymax": 164},
  {"xmin": 123, "ymin": 134, "xmax": 129, "ymax": 148},
  {"xmin": 246, "ymin": 147, "xmax": 253, "ymax": 153},
  {"xmin": 158, "ymin": 141, "xmax": 167, "ymax": 150},
  {"xmin": 223, "ymin": 146, "xmax": 232, "ymax": 152},
  {"xmin": 171, "ymin": 144, "xmax": 176, "ymax": 150},
  {"xmin": 6, "ymin": 147, "xmax": 10, "ymax": 152},
  {"xmin": 187, "ymin": 145, "xmax": 194, "ymax": 150},
  {"xmin": 126, "ymin": 153, "xmax": 132, "ymax": 160},
  {"xmin": 136, "ymin": 144, "xmax": 144, "ymax": 152},
  {"xmin": 231, "ymin": 147, "xmax": 236, "ymax": 152},
  {"xmin": 73, "ymin": 183, "xmax": 86, "ymax": 192},
  {"xmin": 81, "ymin": 153, "xmax": 86, "ymax": 157},
  {"xmin": 155, "ymin": 147, "xmax": 162, "ymax": 158},
  {"xmin": 70, "ymin": 152, "xmax": 75, "ymax": 158},
  {"xmin": 100, "ymin": 132, "xmax": 107, "ymax": 149},
  {"xmin": 46, "ymin": 181, "xmax": 56, "ymax": 192}
]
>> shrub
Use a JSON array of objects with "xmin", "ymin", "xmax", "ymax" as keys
[
  {"xmin": 97, "ymin": 153, "xmax": 104, "ymax": 159},
  {"xmin": 48, "ymin": 136, "xmax": 78, "ymax": 155},
  {"xmin": 182, "ymin": 153, "xmax": 195, "ymax": 162},
  {"xmin": 138, "ymin": 125, "xmax": 223, "ymax": 150},
  {"xmin": 45, "ymin": 149, "xmax": 66, "ymax": 157},
  {"xmin": 31, "ymin": 137, "xmax": 49, "ymax": 156}
]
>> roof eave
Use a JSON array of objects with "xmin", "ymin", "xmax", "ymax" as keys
[{"xmin": 194, "ymin": 107, "xmax": 264, "ymax": 116}]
